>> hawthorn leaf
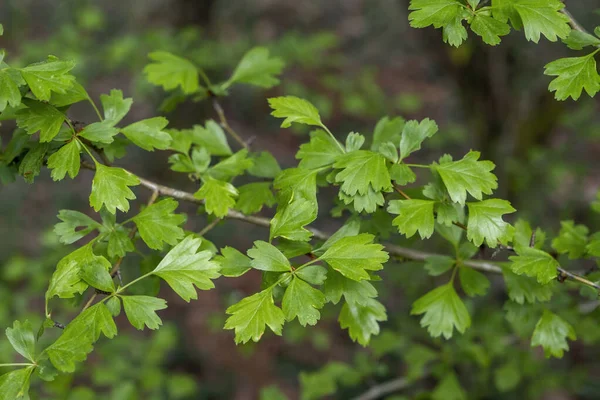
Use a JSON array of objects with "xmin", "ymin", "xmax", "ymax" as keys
[
  {"xmin": 371, "ymin": 116, "xmax": 405, "ymax": 150},
  {"xmin": 268, "ymin": 96, "xmax": 323, "ymax": 128},
  {"xmin": 6, "ymin": 320, "xmax": 36, "ymax": 362},
  {"xmin": 551, "ymin": 220, "xmax": 589, "ymax": 259},
  {"xmin": 408, "ymin": 0, "xmax": 470, "ymax": 47},
  {"xmin": 320, "ymin": 233, "xmax": 388, "ymax": 281},
  {"xmin": 207, "ymin": 149, "xmax": 254, "ymax": 181},
  {"xmin": 296, "ymin": 265, "xmax": 328, "ymax": 285},
  {"xmin": 297, "ymin": 129, "xmax": 344, "ymax": 169},
  {"xmin": 151, "ymin": 235, "xmax": 220, "ymax": 301},
  {"xmin": 432, "ymin": 373, "xmax": 467, "ymax": 400},
  {"xmin": 459, "ymin": 267, "xmax": 490, "ymax": 297},
  {"xmin": 80, "ymin": 258, "xmax": 115, "ymax": 293},
  {"xmin": 225, "ymin": 47, "xmax": 284, "ymax": 89},
  {"xmin": 273, "ymin": 167, "xmax": 317, "ymax": 202},
  {"xmin": 132, "ymin": 198, "xmax": 186, "ymax": 250},
  {"xmin": 315, "ymin": 219, "xmax": 361, "ymax": 255},
  {"xmin": 399, "ymin": 118, "xmax": 438, "ymax": 160},
  {"xmin": 248, "ymin": 151, "xmax": 281, "ymax": 178},
  {"xmin": 544, "ymin": 54, "xmax": 600, "ymax": 101},
  {"xmin": 49, "ymin": 81, "xmax": 89, "ymax": 107},
  {"xmin": 121, "ymin": 117, "xmax": 171, "ymax": 151},
  {"xmin": 20, "ymin": 58, "xmax": 76, "ymax": 101},
  {"xmin": 270, "ymin": 198, "xmax": 316, "ymax": 242},
  {"xmin": 531, "ymin": 310, "xmax": 576, "ymax": 358},
  {"xmin": 107, "ymin": 228, "xmax": 134, "ymax": 258},
  {"xmin": 235, "ymin": 182, "xmax": 276, "ymax": 215},
  {"xmin": 563, "ymin": 30, "xmax": 600, "ymax": 50},
  {"xmin": 144, "ymin": 51, "xmax": 199, "ymax": 94},
  {"xmin": 89, "ymin": 164, "xmax": 140, "ymax": 213},
  {"xmin": 168, "ymin": 147, "xmax": 211, "ymax": 174},
  {"xmin": 282, "ymin": 276, "xmax": 326, "ymax": 326},
  {"xmin": 0, "ymin": 368, "xmax": 33, "ymax": 400},
  {"xmin": 434, "ymin": 151, "xmax": 497, "ymax": 204},
  {"xmin": 215, "ymin": 247, "xmax": 252, "ymax": 277},
  {"xmin": 17, "ymin": 142, "xmax": 50, "ymax": 183},
  {"xmin": 79, "ymin": 121, "xmax": 119, "ymax": 144},
  {"xmin": 389, "ymin": 163, "xmax": 416, "ymax": 185},
  {"xmin": 194, "ymin": 177, "xmax": 238, "ymax": 217},
  {"xmin": 0, "ymin": 68, "xmax": 22, "ymax": 111},
  {"xmin": 47, "ymin": 140, "xmax": 81, "ymax": 181},
  {"xmin": 122, "ymin": 295, "xmax": 167, "ymax": 330},
  {"xmin": 388, "ymin": 198, "xmax": 436, "ymax": 239},
  {"xmin": 248, "ymin": 241, "xmax": 291, "ymax": 272},
  {"xmin": 471, "ymin": 13, "xmax": 511, "ymax": 45},
  {"xmin": 100, "ymin": 89, "xmax": 132, "ymax": 125},
  {"xmin": 503, "ymin": 270, "xmax": 553, "ymax": 304},
  {"xmin": 191, "ymin": 121, "xmax": 232, "ymax": 156},
  {"xmin": 411, "ymin": 283, "xmax": 471, "ymax": 339},
  {"xmin": 424, "ymin": 255, "xmax": 455, "ymax": 276},
  {"xmin": 339, "ymin": 298, "xmax": 387, "ymax": 346},
  {"xmin": 224, "ymin": 288, "xmax": 285, "ymax": 344},
  {"xmin": 333, "ymin": 150, "xmax": 392, "ymax": 196},
  {"xmin": 16, "ymin": 99, "xmax": 65, "ymax": 142},
  {"xmin": 338, "ymin": 186, "xmax": 385, "ymax": 213},
  {"xmin": 509, "ymin": 247, "xmax": 559, "ymax": 284},
  {"xmin": 466, "ymin": 199, "xmax": 515, "ymax": 247}
]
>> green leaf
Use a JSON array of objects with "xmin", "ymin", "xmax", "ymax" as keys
[
  {"xmin": 339, "ymin": 298, "xmax": 387, "ymax": 346},
  {"xmin": 282, "ymin": 276, "xmax": 326, "ymax": 326},
  {"xmin": 79, "ymin": 121, "xmax": 119, "ymax": 144},
  {"xmin": 89, "ymin": 164, "xmax": 140, "ymax": 214},
  {"xmin": 194, "ymin": 177, "xmax": 238, "ymax": 217},
  {"xmin": 399, "ymin": 118, "xmax": 438, "ymax": 160},
  {"xmin": 215, "ymin": 247, "xmax": 252, "ymax": 277},
  {"xmin": 268, "ymin": 96, "xmax": 323, "ymax": 128},
  {"xmin": 235, "ymin": 182, "xmax": 276, "ymax": 215},
  {"xmin": 333, "ymin": 150, "xmax": 392, "ymax": 195},
  {"xmin": 121, "ymin": 117, "xmax": 171, "ymax": 151},
  {"xmin": 16, "ymin": 99, "xmax": 65, "ymax": 142},
  {"xmin": 320, "ymin": 233, "xmax": 388, "ymax": 281},
  {"xmin": 551, "ymin": 220, "xmax": 589, "ymax": 259},
  {"xmin": 144, "ymin": 51, "xmax": 199, "ymax": 94},
  {"xmin": 46, "ymin": 303, "xmax": 117, "ymax": 372},
  {"xmin": 466, "ymin": 199, "xmax": 515, "ymax": 247},
  {"xmin": 224, "ymin": 288, "xmax": 285, "ymax": 344},
  {"xmin": 315, "ymin": 220, "xmax": 361, "ymax": 255},
  {"xmin": 190, "ymin": 121, "xmax": 232, "ymax": 156},
  {"xmin": 248, "ymin": 241, "xmax": 292, "ymax": 272},
  {"xmin": 531, "ymin": 310, "xmax": 576, "ymax": 358},
  {"xmin": 20, "ymin": 58, "xmax": 75, "ymax": 101},
  {"xmin": 226, "ymin": 47, "xmax": 284, "ymax": 89},
  {"xmin": 274, "ymin": 167, "xmax": 318, "ymax": 202},
  {"xmin": 494, "ymin": 361, "xmax": 521, "ymax": 392},
  {"xmin": 408, "ymin": 0, "xmax": 470, "ymax": 47},
  {"xmin": 0, "ymin": 368, "xmax": 33, "ymax": 400},
  {"xmin": 338, "ymin": 186, "xmax": 385, "ymax": 213},
  {"xmin": 544, "ymin": 53, "xmax": 600, "ymax": 101},
  {"xmin": 459, "ymin": 268, "xmax": 490, "ymax": 297},
  {"xmin": 371, "ymin": 116, "xmax": 405, "ymax": 151},
  {"xmin": 296, "ymin": 265, "xmax": 327, "ymax": 285},
  {"xmin": 323, "ymin": 270, "xmax": 378, "ymax": 306},
  {"xmin": 503, "ymin": 270, "xmax": 553, "ymax": 304},
  {"xmin": 100, "ymin": 89, "xmax": 132, "ymax": 125},
  {"xmin": 132, "ymin": 198, "xmax": 186, "ymax": 250},
  {"xmin": 49, "ymin": 81, "xmax": 89, "ymax": 107},
  {"xmin": 432, "ymin": 373, "xmax": 466, "ymax": 400},
  {"xmin": 376, "ymin": 141, "xmax": 398, "ymax": 163},
  {"xmin": 46, "ymin": 244, "xmax": 110, "ymax": 300},
  {"xmin": 6, "ymin": 320, "xmax": 36, "ymax": 362},
  {"xmin": 509, "ymin": 247, "xmax": 559, "ymax": 284},
  {"xmin": 151, "ymin": 235, "xmax": 220, "ymax": 301},
  {"xmin": 297, "ymin": 129, "xmax": 344, "ymax": 169},
  {"xmin": 47, "ymin": 140, "xmax": 81, "ymax": 181},
  {"xmin": 207, "ymin": 149, "xmax": 254, "ymax": 181},
  {"xmin": 168, "ymin": 147, "xmax": 211, "ymax": 174},
  {"xmin": 0, "ymin": 68, "xmax": 22, "ymax": 112},
  {"xmin": 121, "ymin": 295, "xmax": 167, "ymax": 330},
  {"xmin": 17, "ymin": 142, "xmax": 50, "ymax": 183},
  {"xmin": 389, "ymin": 163, "xmax": 416, "ymax": 185},
  {"xmin": 471, "ymin": 13, "xmax": 511, "ymax": 45},
  {"xmin": 388, "ymin": 199, "xmax": 436, "ymax": 239},
  {"xmin": 345, "ymin": 132, "xmax": 365, "ymax": 152},
  {"xmin": 434, "ymin": 151, "xmax": 497, "ymax": 204},
  {"xmin": 248, "ymin": 151, "xmax": 282, "ymax": 178},
  {"xmin": 563, "ymin": 30, "xmax": 600, "ymax": 50},
  {"xmin": 411, "ymin": 283, "xmax": 471, "ymax": 339},
  {"xmin": 270, "ymin": 198, "xmax": 316, "ymax": 242},
  {"xmin": 424, "ymin": 255, "xmax": 455, "ymax": 276},
  {"xmin": 107, "ymin": 228, "xmax": 134, "ymax": 258},
  {"xmin": 54, "ymin": 210, "xmax": 100, "ymax": 245}
]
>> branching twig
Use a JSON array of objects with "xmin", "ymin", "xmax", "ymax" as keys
[
  {"xmin": 211, "ymin": 97, "xmax": 249, "ymax": 150},
  {"xmin": 560, "ymin": 7, "xmax": 593, "ymax": 38},
  {"xmin": 351, "ymin": 377, "xmax": 411, "ymax": 400}
]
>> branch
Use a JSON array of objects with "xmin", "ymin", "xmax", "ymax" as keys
[
  {"xmin": 211, "ymin": 97, "xmax": 249, "ymax": 150},
  {"xmin": 351, "ymin": 377, "xmax": 411, "ymax": 400},
  {"xmin": 560, "ymin": 7, "xmax": 592, "ymax": 37}
]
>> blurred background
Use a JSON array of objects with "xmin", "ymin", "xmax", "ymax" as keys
[{"xmin": 2, "ymin": 0, "xmax": 600, "ymax": 399}]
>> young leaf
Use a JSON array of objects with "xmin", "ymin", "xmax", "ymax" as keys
[
  {"xmin": 315, "ymin": 219, "xmax": 361, "ymax": 255},
  {"xmin": 144, "ymin": 51, "xmax": 199, "ymax": 94},
  {"xmin": 100, "ymin": 89, "xmax": 132, "ymax": 125},
  {"xmin": 49, "ymin": 81, "xmax": 89, "ymax": 107},
  {"xmin": 215, "ymin": 246, "xmax": 252, "ymax": 277},
  {"xmin": 79, "ymin": 121, "xmax": 119, "ymax": 144},
  {"xmin": 323, "ymin": 270, "xmax": 378, "ymax": 306},
  {"xmin": 563, "ymin": 30, "xmax": 600, "ymax": 50},
  {"xmin": 132, "ymin": 198, "xmax": 186, "ymax": 250},
  {"xmin": 411, "ymin": 283, "xmax": 471, "ymax": 339},
  {"xmin": 297, "ymin": 129, "xmax": 344, "ymax": 169},
  {"xmin": 503, "ymin": 270, "xmax": 553, "ymax": 304},
  {"xmin": 268, "ymin": 96, "xmax": 323, "ymax": 128},
  {"xmin": 509, "ymin": 247, "xmax": 559, "ymax": 285},
  {"xmin": 16, "ymin": 99, "xmax": 65, "ymax": 142},
  {"xmin": 225, "ymin": 47, "xmax": 284, "ymax": 89},
  {"xmin": 339, "ymin": 298, "xmax": 387, "ymax": 346},
  {"xmin": 20, "ymin": 58, "xmax": 75, "ymax": 101},
  {"xmin": 459, "ymin": 268, "xmax": 490, "ymax": 297},
  {"xmin": 17, "ymin": 142, "xmax": 50, "ymax": 183},
  {"xmin": 273, "ymin": 167, "xmax": 318, "ymax": 202},
  {"xmin": 89, "ymin": 164, "xmax": 140, "ymax": 214},
  {"xmin": 371, "ymin": 116, "xmax": 405, "ymax": 150},
  {"xmin": 248, "ymin": 241, "xmax": 292, "ymax": 272},
  {"xmin": 320, "ymin": 233, "xmax": 389, "ymax": 281},
  {"xmin": 6, "ymin": 320, "xmax": 36, "ymax": 362},
  {"xmin": 544, "ymin": 54, "xmax": 600, "ymax": 101},
  {"xmin": 0, "ymin": 368, "xmax": 33, "ymax": 400},
  {"xmin": 470, "ymin": 13, "xmax": 511, "ymax": 46},
  {"xmin": 207, "ymin": 149, "xmax": 254, "ymax": 181},
  {"xmin": 282, "ymin": 276, "xmax": 326, "ymax": 326},
  {"xmin": 432, "ymin": 373, "xmax": 466, "ymax": 400},
  {"xmin": 47, "ymin": 140, "xmax": 81, "ymax": 181},
  {"xmin": 389, "ymin": 163, "xmax": 416, "ymax": 185},
  {"xmin": 333, "ymin": 151, "xmax": 392, "ymax": 196},
  {"xmin": 531, "ymin": 310, "xmax": 576, "ymax": 358},
  {"xmin": 121, "ymin": 295, "xmax": 168, "ymax": 330},
  {"xmin": 434, "ymin": 151, "xmax": 497, "ymax": 204},
  {"xmin": 151, "ymin": 235, "xmax": 220, "ymax": 301},
  {"xmin": 466, "ymin": 199, "xmax": 515, "ymax": 247},
  {"xmin": 46, "ymin": 303, "xmax": 117, "ymax": 372},
  {"xmin": 425, "ymin": 255, "xmax": 455, "ymax": 276},
  {"xmin": 408, "ymin": 0, "xmax": 470, "ymax": 47},
  {"xmin": 194, "ymin": 177, "xmax": 238, "ymax": 217},
  {"xmin": 399, "ymin": 118, "xmax": 438, "ymax": 160},
  {"xmin": 551, "ymin": 220, "xmax": 589, "ymax": 259},
  {"xmin": 338, "ymin": 186, "xmax": 385, "ymax": 213},
  {"xmin": 224, "ymin": 288, "xmax": 285, "ymax": 344},
  {"xmin": 296, "ymin": 265, "xmax": 328, "ymax": 285},
  {"xmin": 80, "ymin": 259, "xmax": 115, "ymax": 293},
  {"xmin": 248, "ymin": 151, "xmax": 282, "ymax": 178},
  {"xmin": 0, "ymin": 68, "xmax": 22, "ymax": 111},
  {"xmin": 121, "ymin": 117, "xmax": 171, "ymax": 151},
  {"xmin": 235, "ymin": 182, "xmax": 276, "ymax": 215},
  {"xmin": 190, "ymin": 121, "xmax": 232, "ymax": 156},
  {"xmin": 270, "ymin": 198, "xmax": 316, "ymax": 242},
  {"xmin": 388, "ymin": 199, "xmax": 436, "ymax": 239},
  {"xmin": 107, "ymin": 228, "xmax": 134, "ymax": 258}
]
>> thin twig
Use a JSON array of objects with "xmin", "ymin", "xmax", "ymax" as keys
[
  {"xmin": 211, "ymin": 97, "xmax": 249, "ymax": 150},
  {"xmin": 560, "ymin": 7, "xmax": 593, "ymax": 38},
  {"xmin": 351, "ymin": 377, "xmax": 411, "ymax": 400},
  {"xmin": 198, "ymin": 218, "xmax": 222, "ymax": 237}
]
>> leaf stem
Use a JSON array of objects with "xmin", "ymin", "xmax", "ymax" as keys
[
  {"xmin": 0, "ymin": 363, "xmax": 35, "ymax": 368},
  {"xmin": 87, "ymin": 96, "xmax": 103, "ymax": 121},
  {"xmin": 404, "ymin": 163, "xmax": 431, "ymax": 169},
  {"xmin": 198, "ymin": 67, "xmax": 213, "ymax": 88},
  {"xmin": 321, "ymin": 124, "xmax": 346, "ymax": 153},
  {"xmin": 211, "ymin": 97, "xmax": 249, "ymax": 150},
  {"xmin": 77, "ymin": 138, "xmax": 100, "ymax": 165}
]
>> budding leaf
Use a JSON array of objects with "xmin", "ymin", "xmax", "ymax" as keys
[
  {"xmin": 100, "ymin": 89, "xmax": 132, "ymax": 125},
  {"xmin": 144, "ymin": 51, "xmax": 199, "ymax": 94},
  {"xmin": 20, "ymin": 58, "xmax": 76, "ymax": 101},
  {"xmin": 121, "ymin": 117, "xmax": 171, "ymax": 151},
  {"xmin": 509, "ymin": 247, "xmax": 559, "ymax": 285},
  {"xmin": 466, "ymin": 199, "xmax": 515, "ymax": 247},
  {"xmin": 16, "ymin": 99, "xmax": 65, "ymax": 142},
  {"xmin": 224, "ymin": 288, "xmax": 285, "ymax": 344},
  {"xmin": 339, "ymin": 298, "xmax": 387, "ymax": 346},
  {"xmin": 268, "ymin": 96, "xmax": 323, "ymax": 128},
  {"xmin": 89, "ymin": 164, "xmax": 140, "ymax": 214},
  {"xmin": 194, "ymin": 177, "xmax": 238, "ymax": 218},
  {"xmin": 248, "ymin": 241, "xmax": 292, "ymax": 272},
  {"xmin": 132, "ymin": 198, "xmax": 186, "ymax": 250},
  {"xmin": 531, "ymin": 310, "xmax": 576, "ymax": 358},
  {"xmin": 320, "ymin": 233, "xmax": 388, "ymax": 281},
  {"xmin": 388, "ymin": 199, "xmax": 436, "ymax": 239},
  {"xmin": 122, "ymin": 295, "xmax": 168, "ymax": 330},
  {"xmin": 282, "ymin": 276, "xmax": 326, "ymax": 326},
  {"xmin": 411, "ymin": 283, "xmax": 471, "ymax": 339},
  {"xmin": 226, "ymin": 47, "xmax": 285, "ymax": 89}
]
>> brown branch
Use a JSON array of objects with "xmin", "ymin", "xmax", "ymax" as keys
[
  {"xmin": 211, "ymin": 97, "xmax": 249, "ymax": 150},
  {"xmin": 560, "ymin": 7, "xmax": 593, "ymax": 38},
  {"xmin": 351, "ymin": 377, "xmax": 411, "ymax": 400}
]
